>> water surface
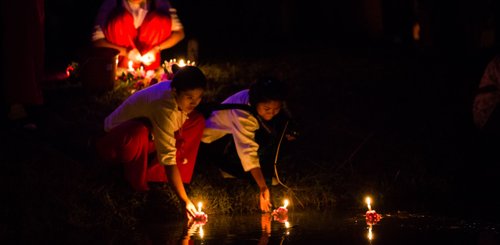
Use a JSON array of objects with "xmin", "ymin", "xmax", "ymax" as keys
[{"xmin": 140, "ymin": 210, "xmax": 500, "ymax": 245}]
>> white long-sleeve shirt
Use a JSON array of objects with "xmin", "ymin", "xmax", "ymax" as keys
[
  {"xmin": 201, "ymin": 89, "xmax": 261, "ymax": 171},
  {"xmin": 104, "ymin": 81, "xmax": 187, "ymax": 166}
]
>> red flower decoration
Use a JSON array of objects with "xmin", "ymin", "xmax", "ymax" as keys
[
  {"xmin": 271, "ymin": 207, "xmax": 288, "ymax": 223},
  {"xmin": 193, "ymin": 212, "xmax": 208, "ymax": 225},
  {"xmin": 365, "ymin": 210, "xmax": 382, "ymax": 225}
]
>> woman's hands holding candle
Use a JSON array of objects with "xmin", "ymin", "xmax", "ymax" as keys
[{"xmin": 127, "ymin": 48, "xmax": 142, "ymax": 63}]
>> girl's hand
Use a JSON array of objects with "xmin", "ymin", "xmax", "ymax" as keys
[
  {"xmin": 185, "ymin": 200, "xmax": 197, "ymax": 220},
  {"xmin": 127, "ymin": 48, "xmax": 142, "ymax": 63},
  {"xmin": 140, "ymin": 49, "xmax": 156, "ymax": 66}
]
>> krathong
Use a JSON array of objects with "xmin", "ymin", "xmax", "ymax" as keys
[
  {"xmin": 114, "ymin": 57, "xmax": 196, "ymax": 93},
  {"xmin": 365, "ymin": 196, "xmax": 382, "ymax": 225},
  {"xmin": 271, "ymin": 199, "xmax": 289, "ymax": 223},
  {"xmin": 193, "ymin": 201, "xmax": 208, "ymax": 225}
]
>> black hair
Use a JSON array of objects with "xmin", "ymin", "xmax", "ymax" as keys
[
  {"xmin": 170, "ymin": 66, "xmax": 207, "ymax": 92},
  {"xmin": 248, "ymin": 77, "xmax": 288, "ymax": 107}
]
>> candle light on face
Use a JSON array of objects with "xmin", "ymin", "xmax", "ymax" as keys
[{"xmin": 365, "ymin": 197, "xmax": 372, "ymax": 211}]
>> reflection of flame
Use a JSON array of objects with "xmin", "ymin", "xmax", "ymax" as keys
[
  {"xmin": 367, "ymin": 224, "xmax": 373, "ymax": 241},
  {"xmin": 199, "ymin": 225, "xmax": 204, "ymax": 239}
]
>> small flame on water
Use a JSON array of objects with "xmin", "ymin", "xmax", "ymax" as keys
[
  {"xmin": 365, "ymin": 196, "xmax": 372, "ymax": 211},
  {"xmin": 197, "ymin": 202, "xmax": 202, "ymax": 213}
]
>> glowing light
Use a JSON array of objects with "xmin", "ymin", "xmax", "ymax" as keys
[
  {"xmin": 128, "ymin": 60, "xmax": 134, "ymax": 72},
  {"xmin": 285, "ymin": 221, "xmax": 290, "ymax": 229},
  {"xmin": 178, "ymin": 59, "xmax": 186, "ymax": 67},
  {"xmin": 412, "ymin": 22, "xmax": 421, "ymax": 41},
  {"xmin": 367, "ymin": 224, "xmax": 373, "ymax": 241},
  {"xmin": 365, "ymin": 196, "xmax": 372, "ymax": 211},
  {"xmin": 283, "ymin": 199, "xmax": 289, "ymax": 209},
  {"xmin": 199, "ymin": 225, "xmax": 204, "ymax": 238},
  {"xmin": 198, "ymin": 202, "xmax": 202, "ymax": 213}
]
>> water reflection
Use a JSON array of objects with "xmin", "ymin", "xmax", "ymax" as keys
[
  {"xmin": 367, "ymin": 224, "xmax": 373, "ymax": 242},
  {"xmin": 138, "ymin": 211, "xmax": 499, "ymax": 244}
]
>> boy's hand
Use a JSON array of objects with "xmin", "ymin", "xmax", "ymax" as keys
[{"xmin": 259, "ymin": 187, "xmax": 272, "ymax": 212}]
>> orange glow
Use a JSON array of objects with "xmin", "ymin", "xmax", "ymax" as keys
[
  {"xmin": 413, "ymin": 22, "xmax": 421, "ymax": 41},
  {"xmin": 197, "ymin": 202, "xmax": 202, "ymax": 213}
]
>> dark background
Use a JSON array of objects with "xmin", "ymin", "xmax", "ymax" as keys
[{"xmin": 44, "ymin": 0, "xmax": 500, "ymax": 69}]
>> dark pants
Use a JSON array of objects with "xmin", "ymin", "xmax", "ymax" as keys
[{"xmin": 198, "ymin": 121, "xmax": 288, "ymax": 185}]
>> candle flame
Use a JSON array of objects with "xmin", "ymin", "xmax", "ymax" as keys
[
  {"xmin": 197, "ymin": 202, "xmax": 202, "ymax": 213},
  {"xmin": 128, "ymin": 60, "xmax": 134, "ymax": 71},
  {"xmin": 365, "ymin": 197, "xmax": 372, "ymax": 211},
  {"xmin": 178, "ymin": 59, "xmax": 186, "ymax": 67}
]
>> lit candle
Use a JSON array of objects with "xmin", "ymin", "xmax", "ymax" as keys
[
  {"xmin": 365, "ymin": 196, "xmax": 372, "ymax": 211},
  {"xmin": 365, "ymin": 196, "xmax": 382, "ymax": 224},
  {"xmin": 178, "ymin": 59, "xmax": 186, "ymax": 67},
  {"xmin": 283, "ymin": 199, "xmax": 289, "ymax": 209},
  {"xmin": 193, "ymin": 201, "xmax": 208, "ymax": 225},
  {"xmin": 128, "ymin": 60, "xmax": 134, "ymax": 72},
  {"xmin": 271, "ymin": 198, "xmax": 289, "ymax": 223}
]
